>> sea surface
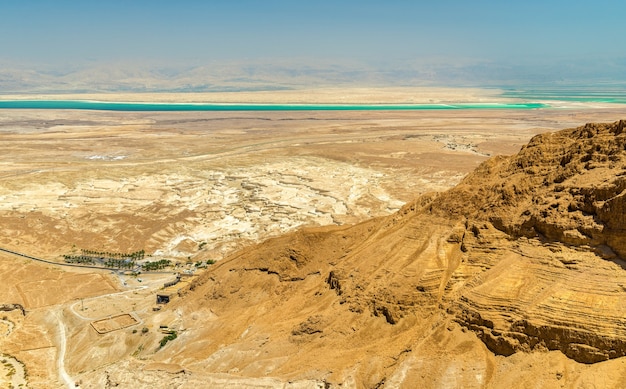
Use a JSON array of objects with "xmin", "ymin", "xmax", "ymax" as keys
[
  {"xmin": 1, "ymin": 88, "xmax": 624, "ymax": 111},
  {"xmin": 0, "ymin": 100, "xmax": 547, "ymax": 111}
]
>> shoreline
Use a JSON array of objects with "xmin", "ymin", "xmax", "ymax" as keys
[{"xmin": 1, "ymin": 86, "xmax": 623, "ymax": 110}]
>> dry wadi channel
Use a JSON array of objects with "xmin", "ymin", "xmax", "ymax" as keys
[{"xmin": 1, "ymin": 96, "xmax": 626, "ymax": 387}]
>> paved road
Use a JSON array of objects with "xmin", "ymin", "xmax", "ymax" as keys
[{"xmin": 0, "ymin": 246, "xmax": 176, "ymax": 274}]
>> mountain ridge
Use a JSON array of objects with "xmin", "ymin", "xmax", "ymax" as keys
[{"xmin": 130, "ymin": 120, "xmax": 626, "ymax": 387}]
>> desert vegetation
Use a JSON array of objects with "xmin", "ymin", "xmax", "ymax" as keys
[
  {"xmin": 142, "ymin": 259, "xmax": 171, "ymax": 271},
  {"xmin": 158, "ymin": 330, "xmax": 178, "ymax": 350},
  {"xmin": 63, "ymin": 248, "xmax": 146, "ymax": 269}
]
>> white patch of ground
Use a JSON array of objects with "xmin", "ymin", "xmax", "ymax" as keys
[{"xmin": 0, "ymin": 156, "xmax": 406, "ymax": 259}]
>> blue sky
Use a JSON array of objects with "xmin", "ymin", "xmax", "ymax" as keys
[{"xmin": 1, "ymin": 0, "xmax": 625, "ymax": 86}]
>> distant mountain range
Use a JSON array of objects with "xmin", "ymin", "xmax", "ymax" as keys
[{"xmin": 1, "ymin": 58, "xmax": 624, "ymax": 93}]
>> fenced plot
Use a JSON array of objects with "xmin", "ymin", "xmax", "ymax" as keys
[{"xmin": 91, "ymin": 313, "xmax": 139, "ymax": 334}]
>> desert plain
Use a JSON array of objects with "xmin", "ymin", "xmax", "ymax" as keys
[{"xmin": 1, "ymin": 88, "xmax": 626, "ymax": 388}]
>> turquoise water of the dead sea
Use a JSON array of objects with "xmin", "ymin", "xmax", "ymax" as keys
[{"xmin": 0, "ymin": 100, "xmax": 547, "ymax": 111}]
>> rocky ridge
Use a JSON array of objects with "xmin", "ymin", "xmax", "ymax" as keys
[{"xmin": 90, "ymin": 121, "xmax": 626, "ymax": 387}]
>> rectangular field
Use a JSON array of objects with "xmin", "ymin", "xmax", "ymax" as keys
[{"xmin": 91, "ymin": 313, "xmax": 139, "ymax": 334}]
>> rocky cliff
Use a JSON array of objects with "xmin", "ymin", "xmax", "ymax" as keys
[
  {"xmin": 431, "ymin": 120, "xmax": 626, "ymax": 363},
  {"xmin": 151, "ymin": 121, "xmax": 626, "ymax": 387},
  {"xmin": 436, "ymin": 119, "xmax": 626, "ymax": 257}
]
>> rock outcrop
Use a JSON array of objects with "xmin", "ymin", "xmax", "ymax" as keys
[
  {"xmin": 437, "ymin": 120, "xmax": 626, "ymax": 256},
  {"xmin": 0, "ymin": 304, "xmax": 26, "ymax": 316}
]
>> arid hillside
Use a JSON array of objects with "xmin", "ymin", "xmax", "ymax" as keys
[{"xmin": 87, "ymin": 121, "xmax": 626, "ymax": 388}]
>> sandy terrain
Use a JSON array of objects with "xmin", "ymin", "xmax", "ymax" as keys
[
  {"xmin": 1, "ymin": 89, "xmax": 626, "ymax": 387},
  {"xmin": 3, "ymin": 105, "xmax": 626, "ymax": 263},
  {"xmin": 0, "ymin": 250, "xmax": 177, "ymax": 388}
]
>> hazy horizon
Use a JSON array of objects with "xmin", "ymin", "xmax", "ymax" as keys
[{"xmin": 1, "ymin": 0, "xmax": 625, "ymax": 92}]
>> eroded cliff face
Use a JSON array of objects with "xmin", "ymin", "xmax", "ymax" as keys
[
  {"xmin": 430, "ymin": 120, "xmax": 626, "ymax": 364},
  {"xmin": 118, "ymin": 121, "xmax": 626, "ymax": 387}
]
